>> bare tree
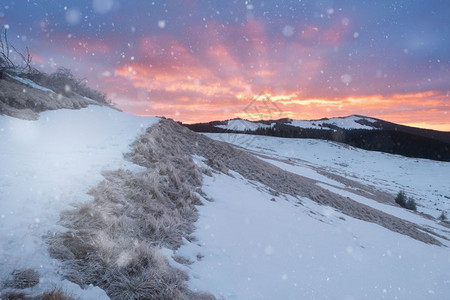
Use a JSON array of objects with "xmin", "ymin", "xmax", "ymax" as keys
[{"xmin": 0, "ymin": 28, "xmax": 34, "ymax": 73}]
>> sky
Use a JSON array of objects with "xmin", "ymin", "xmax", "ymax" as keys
[{"xmin": 1, "ymin": 0, "xmax": 449, "ymax": 130}]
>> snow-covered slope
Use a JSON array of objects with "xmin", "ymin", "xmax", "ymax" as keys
[
  {"xmin": 2, "ymin": 107, "xmax": 449, "ymax": 299},
  {"xmin": 178, "ymin": 170, "xmax": 449, "ymax": 299},
  {"xmin": 1, "ymin": 72, "xmax": 110, "ymax": 121},
  {"xmin": 212, "ymin": 115, "xmax": 379, "ymax": 132},
  {"xmin": 7, "ymin": 74, "xmax": 56, "ymax": 94},
  {"xmin": 173, "ymin": 133, "xmax": 450, "ymax": 299},
  {"xmin": 206, "ymin": 133, "xmax": 449, "ymax": 218},
  {"xmin": 215, "ymin": 119, "xmax": 272, "ymax": 131},
  {"xmin": 0, "ymin": 106, "xmax": 158, "ymax": 298},
  {"xmin": 289, "ymin": 115, "xmax": 379, "ymax": 130}
]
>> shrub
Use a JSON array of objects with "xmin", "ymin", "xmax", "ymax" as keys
[
  {"xmin": 395, "ymin": 191, "xmax": 417, "ymax": 211},
  {"xmin": 395, "ymin": 191, "xmax": 407, "ymax": 207},
  {"xmin": 1, "ymin": 29, "xmax": 33, "ymax": 73},
  {"xmin": 27, "ymin": 67, "xmax": 108, "ymax": 103},
  {"xmin": 1, "ymin": 28, "xmax": 110, "ymax": 106},
  {"xmin": 405, "ymin": 198, "xmax": 417, "ymax": 211}
]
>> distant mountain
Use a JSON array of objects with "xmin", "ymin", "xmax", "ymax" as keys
[{"xmin": 183, "ymin": 115, "xmax": 450, "ymax": 162}]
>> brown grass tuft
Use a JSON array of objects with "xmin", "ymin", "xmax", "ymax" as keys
[
  {"xmin": 48, "ymin": 122, "xmax": 214, "ymax": 299},
  {"xmin": 36, "ymin": 288, "xmax": 74, "ymax": 300},
  {"xmin": 3, "ymin": 269, "xmax": 40, "ymax": 290}
]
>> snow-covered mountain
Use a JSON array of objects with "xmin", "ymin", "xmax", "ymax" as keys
[
  {"xmin": 215, "ymin": 119, "xmax": 273, "ymax": 131},
  {"xmin": 1, "ymin": 77, "xmax": 449, "ymax": 299},
  {"xmin": 288, "ymin": 115, "xmax": 380, "ymax": 130},
  {"xmin": 211, "ymin": 115, "xmax": 381, "ymax": 131},
  {"xmin": 185, "ymin": 116, "xmax": 450, "ymax": 162}
]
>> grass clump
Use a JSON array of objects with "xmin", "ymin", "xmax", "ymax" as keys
[
  {"xmin": 0, "ymin": 288, "xmax": 74, "ymax": 300},
  {"xmin": 36, "ymin": 288, "xmax": 74, "ymax": 300},
  {"xmin": 2, "ymin": 268, "xmax": 40, "ymax": 290},
  {"xmin": 25, "ymin": 67, "xmax": 109, "ymax": 104},
  {"xmin": 0, "ymin": 291, "xmax": 28, "ymax": 300},
  {"xmin": 48, "ymin": 122, "xmax": 214, "ymax": 299}
]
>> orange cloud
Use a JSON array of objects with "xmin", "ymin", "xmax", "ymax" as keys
[
  {"xmin": 259, "ymin": 91, "xmax": 450, "ymax": 131},
  {"xmin": 105, "ymin": 20, "xmax": 449, "ymax": 131}
]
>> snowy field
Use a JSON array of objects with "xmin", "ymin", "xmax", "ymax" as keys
[
  {"xmin": 175, "ymin": 133, "xmax": 450, "ymax": 299},
  {"xmin": 205, "ymin": 133, "xmax": 450, "ymax": 218},
  {"xmin": 0, "ymin": 106, "xmax": 158, "ymax": 297},
  {"xmin": 1, "ymin": 108, "xmax": 449, "ymax": 299}
]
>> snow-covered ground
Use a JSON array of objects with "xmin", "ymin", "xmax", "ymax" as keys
[
  {"xmin": 213, "ymin": 115, "xmax": 379, "ymax": 132},
  {"xmin": 175, "ymin": 133, "xmax": 450, "ymax": 299},
  {"xmin": 2, "ymin": 107, "xmax": 449, "ymax": 299},
  {"xmin": 178, "ymin": 168, "xmax": 450, "ymax": 299},
  {"xmin": 7, "ymin": 74, "xmax": 56, "ymax": 94},
  {"xmin": 215, "ymin": 119, "xmax": 272, "ymax": 131},
  {"xmin": 289, "ymin": 115, "xmax": 379, "ymax": 130},
  {"xmin": 205, "ymin": 133, "xmax": 450, "ymax": 218},
  {"xmin": 0, "ymin": 106, "xmax": 158, "ymax": 298}
]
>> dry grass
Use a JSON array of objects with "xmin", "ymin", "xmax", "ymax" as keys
[
  {"xmin": 2, "ymin": 269, "xmax": 40, "ymax": 290},
  {"xmin": 48, "ymin": 117, "xmax": 443, "ymax": 299},
  {"xmin": 0, "ymin": 291, "xmax": 28, "ymax": 300},
  {"xmin": 0, "ymin": 288, "xmax": 74, "ymax": 300},
  {"xmin": 0, "ymin": 70, "xmax": 115, "ymax": 120},
  {"xmin": 0, "ymin": 77, "xmax": 94, "ymax": 120},
  {"xmin": 48, "ymin": 124, "xmax": 214, "ymax": 299},
  {"xmin": 143, "ymin": 119, "xmax": 443, "ymax": 245},
  {"xmin": 35, "ymin": 288, "xmax": 74, "ymax": 300}
]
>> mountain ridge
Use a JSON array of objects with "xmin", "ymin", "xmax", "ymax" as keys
[{"xmin": 183, "ymin": 115, "xmax": 450, "ymax": 162}]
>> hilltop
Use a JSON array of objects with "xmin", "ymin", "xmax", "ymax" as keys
[
  {"xmin": 0, "ymin": 68, "xmax": 114, "ymax": 120},
  {"xmin": 184, "ymin": 115, "xmax": 450, "ymax": 162}
]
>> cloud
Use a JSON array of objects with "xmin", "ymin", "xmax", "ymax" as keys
[
  {"xmin": 8, "ymin": 0, "xmax": 448, "ymax": 130},
  {"xmin": 101, "ymin": 16, "xmax": 449, "ymax": 129}
]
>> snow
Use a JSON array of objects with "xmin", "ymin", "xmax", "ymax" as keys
[
  {"xmin": 2, "ymin": 108, "xmax": 449, "ymax": 299},
  {"xmin": 7, "ymin": 74, "xmax": 56, "ymax": 94},
  {"xmin": 256, "ymin": 155, "xmax": 346, "ymax": 188},
  {"xmin": 289, "ymin": 115, "xmax": 379, "ymax": 130},
  {"xmin": 174, "ymin": 133, "xmax": 450, "ymax": 299},
  {"xmin": 316, "ymin": 182, "xmax": 448, "ymax": 240},
  {"xmin": 178, "ymin": 168, "xmax": 450, "ymax": 299},
  {"xmin": 83, "ymin": 96, "xmax": 99, "ymax": 104},
  {"xmin": 215, "ymin": 119, "xmax": 272, "ymax": 131},
  {"xmin": 213, "ymin": 115, "xmax": 379, "ymax": 132},
  {"xmin": 0, "ymin": 106, "xmax": 158, "ymax": 298},
  {"xmin": 205, "ymin": 133, "xmax": 450, "ymax": 218}
]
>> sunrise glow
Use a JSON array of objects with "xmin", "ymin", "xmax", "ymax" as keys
[{"xmin": 3, "ymin": 1, "xmax": 449, "ymax": 130}]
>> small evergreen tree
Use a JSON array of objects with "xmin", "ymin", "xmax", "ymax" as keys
[
  {"xmin": 439, "ymin": 211, "xmax": 447, "ymax": 221},
  {"xmin": 395, "ymin": 190, "xmax": 417, "ymax": 211},
  {"xmin": 405, "ymin": 198, "xmax": 417, "ymax": 211},
  {"xmin": 395, "ymin": 191, "xmax": 407, "ymax": 207}
]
